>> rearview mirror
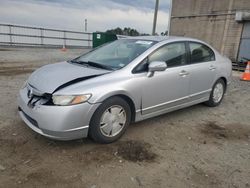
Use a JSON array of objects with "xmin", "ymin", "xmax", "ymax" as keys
[{"xmin": 147, "ymin": 61, "xmax": 167, "ymax": 77}]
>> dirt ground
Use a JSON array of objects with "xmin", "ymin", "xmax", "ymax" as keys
[{"xmin": 0, "ymin": 47, "xmax": 250, "ymax": 188}]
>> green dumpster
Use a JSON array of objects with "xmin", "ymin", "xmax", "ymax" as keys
[{"xmin": 92, "ymin": 32, "xmax": 117, "ymax": 48}]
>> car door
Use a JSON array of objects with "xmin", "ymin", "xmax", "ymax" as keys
[
  {"xmin": 140, "ymin": 42, "xmax": 190, "ymax": 115},
  {"xmin": 186, "ymin": 42, "xmax": 217, "ymax": 101}
]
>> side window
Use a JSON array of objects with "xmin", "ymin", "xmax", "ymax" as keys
[
  {"xmin": 133, "ymin": 58, "xmax": 149, "ymax": 73},
  {"xmin": 189, "ymin": 42, "xmax": 215, "ymax": 63},
  {"xmin": 148, "ymin": 42, "xmax": 186, "ymax": 68},
  {"xmin": 132, "ymin": 42, "xmax": 187, "ymax": 73}
]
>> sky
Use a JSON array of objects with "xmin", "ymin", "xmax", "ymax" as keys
[{"xmin": 0, "ymin": 0, "xmax": 170, "ymax": 34}]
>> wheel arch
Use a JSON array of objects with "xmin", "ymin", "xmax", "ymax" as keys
[
  {"xmin": 91, "ymin": 91, "xmax": 137, "ymax": 123},
  {"xmin": 218, "ymin": 77, "xmax": 227, "ymax": 91},
  {"xmin": 114, "ymin": 94, "xmax": 136, "ymax": 122}
]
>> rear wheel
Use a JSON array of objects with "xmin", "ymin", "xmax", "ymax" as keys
[
  {"xmin": 205, "ymin": 79, "xmax": 226, "ymax": 107},
  {"xmin": 89, "ymin": 97, "xmax": 131, "ymax": 143}
]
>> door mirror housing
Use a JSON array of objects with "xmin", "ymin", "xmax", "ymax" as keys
[{"xmin": 147, "ymin": 61, "xmax": 167, "ymax": 77}]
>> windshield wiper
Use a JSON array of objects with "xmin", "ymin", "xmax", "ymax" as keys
[
  {"xmin": 70, "ymin": 60, "xmax": 113, "ymax": 70},
  {"xmin": 86, "ymin": 61, "xmax": 114, "ymax": 70}
]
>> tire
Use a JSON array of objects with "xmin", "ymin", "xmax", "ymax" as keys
[
  {"xmin": 89, "ymin": 96, "xmax": 131, "ymax": 144},
  {"xmin": 205, "ymin": 79, "xmax": 226, "ymax": 107}
]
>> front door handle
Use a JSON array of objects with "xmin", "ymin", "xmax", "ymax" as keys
[
  {"xmin": 179, "ymin": 70, "xmax": 189, "ymax": 77},
  {"xmin": 209, "ymin": 65, "xmax": 216, "ymax": 71}
]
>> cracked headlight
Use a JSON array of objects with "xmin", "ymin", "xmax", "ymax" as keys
[{"xmin": 52, "ymin": 94, "xmax": 91, "ymax": 106}]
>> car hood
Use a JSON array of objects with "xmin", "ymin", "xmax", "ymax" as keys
[{"xmin": 28, "ymin": 61, "xmax": 110, "ymax": 93}]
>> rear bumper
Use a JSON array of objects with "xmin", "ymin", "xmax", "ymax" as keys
[{"xmin": 18, "ymin": 87, "xmax": 100, "ymax": 140}]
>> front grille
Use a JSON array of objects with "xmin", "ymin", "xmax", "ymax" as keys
[
  {"xmin": 18, "ymin": 107, "xmax": 39, "ymax": 128},
  {"xmin": 26, "ymin": 84, "xmax": 52, "ymax": 106}
]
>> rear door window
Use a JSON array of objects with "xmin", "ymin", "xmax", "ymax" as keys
[{"xmin": 189, "ymin": 42, "xmax": 215, "ymax": 63}]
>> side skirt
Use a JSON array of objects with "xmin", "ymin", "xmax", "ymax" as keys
[{"xmin": 135, "ymin": 96, "xmax": 209, "ymax": 122}]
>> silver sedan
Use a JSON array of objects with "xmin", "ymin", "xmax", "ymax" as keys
[{"xmin": 18, "ymin": 36, "xmax": 232, "ymax": 143}]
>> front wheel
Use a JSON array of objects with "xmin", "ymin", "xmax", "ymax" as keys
[
  {"xmin": 89, "ymin": 97, "xmax": 131, "ymax": 143},
  {"xmin": 205, "ymin": 79, "xmax": 226, "ymax": 107}
]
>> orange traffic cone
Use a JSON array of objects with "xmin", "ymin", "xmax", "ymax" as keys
[
  {"xmin": 241, "ymin": 61, "xmax": 250, "ymax": 81},
  {"xmin": 60, "ymin": 44, "xmax": 67, "ymax": 52}
]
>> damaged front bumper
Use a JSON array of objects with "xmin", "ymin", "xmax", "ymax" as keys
[{"xmin": 18, "ymin": 86, "xmax": 100, "ymax": 140}]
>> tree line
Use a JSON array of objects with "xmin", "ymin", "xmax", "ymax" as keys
[{"xmin": 105, "ymin": 27, "xmax": 168, "ymax": 36}]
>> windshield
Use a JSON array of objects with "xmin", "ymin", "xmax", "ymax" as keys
[{"xmin": 73, "ymin": 39, "xmax": 156, "ymax": 70}]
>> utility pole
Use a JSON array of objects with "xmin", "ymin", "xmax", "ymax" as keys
[
  {"xmin": 84, "ymin": 19, "xmax": 87, "ymax": 32},
  {"xmin": 152, "ymin": 0, "xmax": 159, "ymax": 35},
  {"xmin": 168, "ymin": 0, "xmax": 172, "ymax": 36}
]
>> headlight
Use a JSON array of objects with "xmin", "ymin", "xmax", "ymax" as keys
[{"xmin": 52, "ymin": 94, "xmax": 91, "ymax": 106}]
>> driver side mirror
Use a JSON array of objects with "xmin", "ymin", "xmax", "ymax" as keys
[{"xmin": 147, "ymin": 61, "xmax": 167, "ymax": 77}]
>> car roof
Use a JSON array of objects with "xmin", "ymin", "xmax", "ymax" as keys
[{"xmin": 126, "ymin": 35, "xmax": 201, "ymax": 43}]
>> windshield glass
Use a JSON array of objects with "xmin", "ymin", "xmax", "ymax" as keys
[{"xmin": 73, "ymin": 39, "xmax": 156, "ymax": 70}]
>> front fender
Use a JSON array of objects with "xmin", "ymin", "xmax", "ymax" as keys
[{"xmin": 89, "ymin": 89, "xmax": 137, "ymax": 105}]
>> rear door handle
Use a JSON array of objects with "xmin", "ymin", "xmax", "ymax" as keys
[
  {"xmin": 209, "ymin": 65, "xmax": 216, "ymax": 71},
  {"xmin": 179, "ymin": 70, "xmax": 189, "ymax": 77}
]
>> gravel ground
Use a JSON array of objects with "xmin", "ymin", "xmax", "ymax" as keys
[{"xmin": 0, "ymin": 48, "xmax": 250, "ymax": 188}]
